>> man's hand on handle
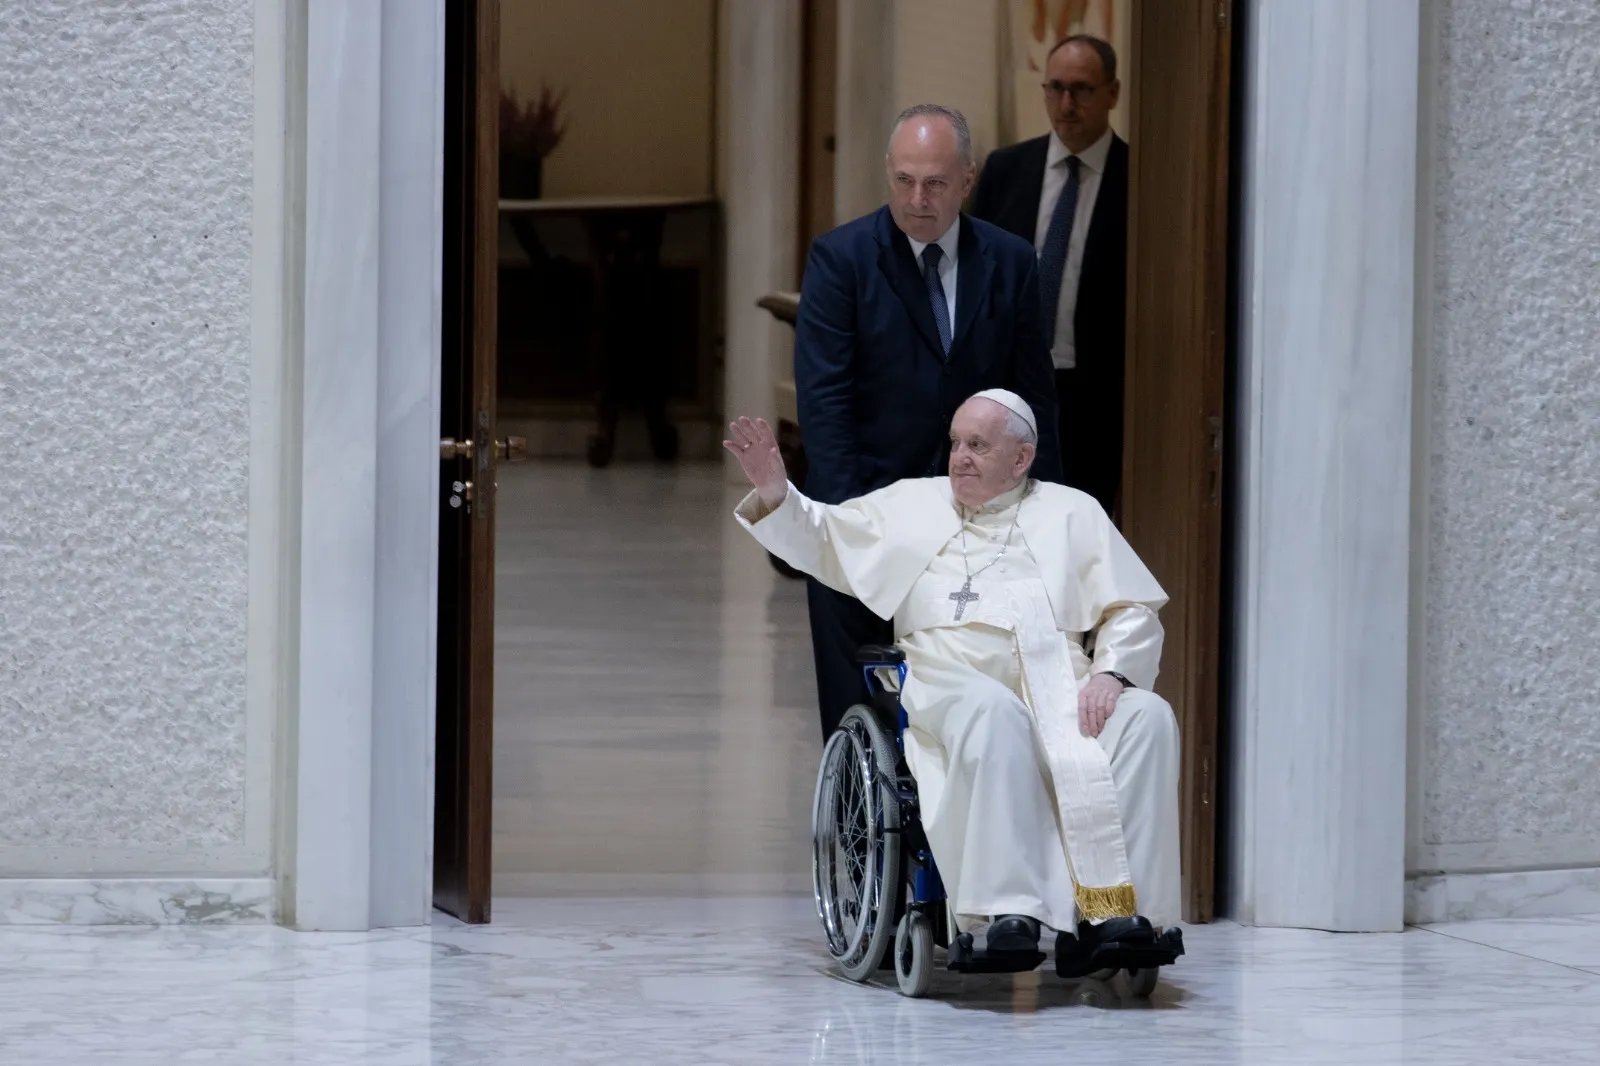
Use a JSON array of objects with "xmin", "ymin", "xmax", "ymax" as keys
[{"xmin": 723, "ymin": 417, "xmax": 789, "ymax": 511}]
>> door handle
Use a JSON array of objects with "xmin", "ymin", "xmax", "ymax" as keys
[{"xmin": 444, "ymin": 436, "xmax": 526, "ymax": 462}]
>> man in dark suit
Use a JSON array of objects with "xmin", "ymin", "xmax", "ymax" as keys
[
  {"xmin": 794, "ymin": 103, "xmax": 1063, "ymax": 741},
  {"xmin": 971, "ymin": 35, "xmax": 1126, "ymax": 514}
]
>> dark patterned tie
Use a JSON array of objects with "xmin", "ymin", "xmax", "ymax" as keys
[
  {"xmin": 922, "ymin": 243, "xmax": 953, "ymax": 357},
  {"xmin": 1037, "ymin": 155, "xmax": 1081, "ymax": 338}
]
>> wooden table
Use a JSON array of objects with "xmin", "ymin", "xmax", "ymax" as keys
[{"xmin": 501, "ymin": 196, "xmax": 718, "ymax": 466}]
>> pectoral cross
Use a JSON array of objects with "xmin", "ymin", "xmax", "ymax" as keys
[{"xmin": 949, "ymin": 579, "xmax": 980, "ymax": 621}]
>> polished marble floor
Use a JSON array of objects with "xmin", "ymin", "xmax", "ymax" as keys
[
  {"xmin": 492, "ymin": 460, "xmax": 818, "ymax": 897},
  {"xmin": 7, "ymin": 462, "xmax": 1600, "ymax": 1061},
  {"xmin": 2, "ymin": 898, "xmax": 1599, "ymax": 1064}
]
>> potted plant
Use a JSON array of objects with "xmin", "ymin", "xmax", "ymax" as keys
[{"xmin": 500, "ymin": 84, "xmax": 567, "ymax": 199}]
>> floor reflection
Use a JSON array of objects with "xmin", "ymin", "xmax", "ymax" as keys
[
  {"xmin": 4, "ymin": 897, "xmax": 1599, "ymax": 1062},
  {"xmin": 493, "ymin": 460, "xmax": 816, "ymax": 897}
]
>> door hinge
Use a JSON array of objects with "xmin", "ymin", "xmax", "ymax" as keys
[
  {"xmin": 1217, "ymin": 2, "xmax": 1228, "ymax": 29},
  {"xmin": 1206, "ymin": 415, "xmax": 1224, "ymax": 504}
]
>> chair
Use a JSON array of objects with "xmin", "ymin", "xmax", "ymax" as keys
[{"xmin": 811, "ymin": 644, "xmax": 1185, "ymax": 998}]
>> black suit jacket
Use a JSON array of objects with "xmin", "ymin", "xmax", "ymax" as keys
[
  {"xmin": 794, "ymin": 206, "xmax": 1063, "ymax": 505},
  {"xmin": 971, "ymin": 134, "xmax": 1128, "ymax": 508}
]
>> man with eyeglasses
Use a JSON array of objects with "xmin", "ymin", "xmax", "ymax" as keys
[{"xmin": 972, "ymin": 35, "xmax": 1127, "ymax": 516}]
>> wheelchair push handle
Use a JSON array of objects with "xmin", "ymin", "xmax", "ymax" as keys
[{"xmin": 855, "ymin": 644, "xmax": 909, "ymax": 721}]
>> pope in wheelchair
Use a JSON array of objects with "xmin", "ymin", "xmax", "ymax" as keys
[{"xmin": 726, "ymin": 389, "xmax": 1185, "ymax": 998}]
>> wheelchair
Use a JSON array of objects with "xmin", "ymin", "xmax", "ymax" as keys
[{"xmin": 811, "ymin": 645, "xmax": 1185, "ymax": 999}]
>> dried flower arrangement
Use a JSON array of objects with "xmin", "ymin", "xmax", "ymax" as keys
[{"xmin": 500, "ymin": 84, "xmax": 567, "ymax": 199}]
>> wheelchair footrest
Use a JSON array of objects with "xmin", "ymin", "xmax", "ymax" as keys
[
  {"xmin": 1055, "ymin": 926, "xmax": 1185, "ymax": 979},
  {"xmin": 946, "ymin": 932, "xmax": 1046, "ymax": 975}
]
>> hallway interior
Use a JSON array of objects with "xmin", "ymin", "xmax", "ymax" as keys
[{"xmin": 491, "ymin": 459, "xmax": 817, "ymax": 898}]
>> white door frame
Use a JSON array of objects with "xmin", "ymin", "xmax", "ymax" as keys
[
  {"xmin": 265, "ymin": 0, "xmax": 806, "ymax": 930},
  {"xmin": 260, "ymin": 0, "xmax": 445, "ymax": 931}
]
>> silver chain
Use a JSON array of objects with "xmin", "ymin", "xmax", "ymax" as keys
[{"xmin": 958, "ymin": 494, "xmax": 1024, "ymax": 585}]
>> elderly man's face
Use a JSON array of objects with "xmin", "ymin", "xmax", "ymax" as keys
[
  {"xmin": 947, "ymin": 399, "xmax": 1035, "ymax": 509},
  {"xmin": 1044, "ymin": 41, "xmax": 1120, "ymax": 154},
  {"xmin": 885, "ymin": 117, "xmax": 975, "ymax": 244}
]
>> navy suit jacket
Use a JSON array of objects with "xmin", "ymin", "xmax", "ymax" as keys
[
  {"xmin": 794, "ymin": 206, "xmax": 1063, "ymax": 506},
  {"xmin": 971, "ymin": 134, "xmax": 1128, "ymax": 509}
]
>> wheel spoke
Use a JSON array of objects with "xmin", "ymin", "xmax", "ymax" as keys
[
  {"xmin": 845, "ymin": 847, "xmax": 866, "ymax": 892},
  {"xmin": 812, "ymin": 716, "xmax": 901, "ymax": 974}
]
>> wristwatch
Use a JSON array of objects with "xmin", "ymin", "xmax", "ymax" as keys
[{"xmin": 1102, "ymin": 671, "xmax": 1134, "ymax": 689}]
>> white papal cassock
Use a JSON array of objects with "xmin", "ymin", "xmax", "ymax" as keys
[{"xmin": 736, "ymin": 475, "xmax": 1181, "ymax": 932}]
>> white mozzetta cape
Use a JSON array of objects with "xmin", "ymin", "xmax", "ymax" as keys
[{"xmin": 734, "ymin": 477, "xmax": 1169, "ymax": 688}]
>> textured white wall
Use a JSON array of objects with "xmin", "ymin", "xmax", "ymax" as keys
[
  {"xmin": 1414, "ymin": 0, "xmax": 1600, "ymax": 878},
  {"xmin": 0, "ymin": 2, "xmax": 255, "ymax": 863}
]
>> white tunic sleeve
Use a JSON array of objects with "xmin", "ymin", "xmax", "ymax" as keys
[
  {"xmin": 733, "ymin": 482, "xmax": 888, "ymax": 601},
  {"xmin": 1090, "ymin": 603, "xmax": 1163, "ymax": 690},
  {"xmin": 1066, "ymin": 496, "xmax": 1167, "ymax": 690}
]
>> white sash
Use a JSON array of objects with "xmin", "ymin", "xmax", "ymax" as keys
[
  {"xmin": 1005, "ymin": 581, "xmax": 1137, "ymax": 920},
  {"xmin": 899, "ymin": 574, "xmax": 1137, "ymax": 920}
]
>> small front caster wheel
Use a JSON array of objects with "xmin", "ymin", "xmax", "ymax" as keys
[
  {"xmin": 895, "ymin": 911, "xmax": 935, "ymax": 998},
  {"xmin": 1126, "ymin": 967, "xmax": 1159, "ymax": 997}
]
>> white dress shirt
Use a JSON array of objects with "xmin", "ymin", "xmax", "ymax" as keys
[
  {"xmin": 1033, "ymin": 128, "xmax": 1113, "ymax": 369},
  {"xmin": 906, "ymin": 217, "xmax": 961, "ymax": 332}
]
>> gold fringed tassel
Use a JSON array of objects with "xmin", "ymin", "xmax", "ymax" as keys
[{"xmin": 1075, "ymin": 882, "xmax": 1138, "ymax": 921}]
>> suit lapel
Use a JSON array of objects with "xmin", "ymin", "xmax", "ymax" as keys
[
  {"xmin": 1012, "ymin": 136, "xmax": 1050, "ymax": 239},
  {"xmin": 875, "ymin": 210, "xmax": 944, "ymax": 358},
  {"xmin": 949, "ymin": 216, "xmax": 994, "ymax": 357}
]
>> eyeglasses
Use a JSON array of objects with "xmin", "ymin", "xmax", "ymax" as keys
[{"xmin": 1042, "ymin": 80, "xmax": 1105, "ymax": 105}]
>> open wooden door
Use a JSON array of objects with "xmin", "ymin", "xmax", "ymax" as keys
[
  {"xmin": 1122, "ymin": 0, "xmax": 1233, "ymax": 923},
  {"xmin": 798, "ymin": 0, "xmax": 837, "ymax": 278},
  {"xmin": 435, "ymin": 0, "xmax": 500, "ymax": 924}
]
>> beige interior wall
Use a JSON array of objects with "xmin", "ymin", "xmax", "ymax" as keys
[
  {"xmin": 500, "ymin": 0, "xmax": 717, "ymax": 198},
  {"xmin": 865, "ymin": 0, "xmax": 1131, "ymax": 186},
  {"xmin": 890, "ymin": 0, "xmax": 1003, "ymax": 162},
  {"xmin": 1005, "ymin": 0, "xmax": 1130, "ymax": 145}
]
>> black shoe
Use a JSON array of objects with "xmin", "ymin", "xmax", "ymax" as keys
[
  {"xmin": 1056, "ymin": 914, "xmax": 1180, "ymax": 979},
  {"xmin": 986, "ymin": 915, "xmax": 1041, "ymax": 954},
  {"xmin": 1077, "ymin": 915, "xmax": 1156, "ymax": 953}
]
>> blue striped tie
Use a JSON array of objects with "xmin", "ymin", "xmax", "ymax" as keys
[
  {"xmin": 922, "ymin": 243, "xmax": 953, "ymax": 357},
  {"xmin": 1038, "ymin": 155, "xmax": 1080, "ymax": 338}
]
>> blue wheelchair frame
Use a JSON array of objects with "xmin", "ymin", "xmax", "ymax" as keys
[
  {"xmin": 860, "ymin": 657, "xmax": 947, "ymax": 920},
  {"xmin": 854, "ymin": 652, "xmax": 1052, "ymax": 976}
]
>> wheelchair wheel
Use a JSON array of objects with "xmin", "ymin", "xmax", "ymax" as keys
[
  {"xmin": 1126, "ymin": 967, "xmax": 1159, "ymax": 997},
  {"xmin": 812, "ymin": 704, "xmax": 902, "ymax": 982},
  {"xmin": 894, "ymin": 911, "xmax": 935, "ymax": 998}
]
